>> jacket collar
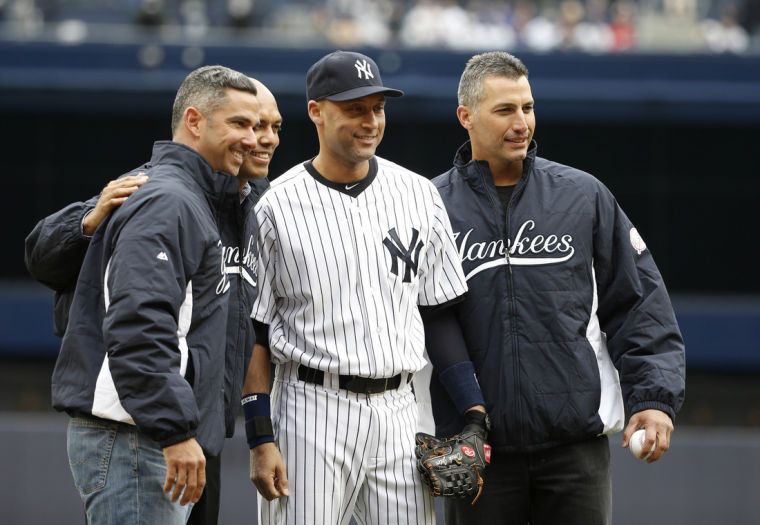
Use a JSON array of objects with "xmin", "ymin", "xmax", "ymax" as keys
[
  {"xmin": 453, "ymin": 139, "xmax": 538, "ymax": 185},
  {"xmin": 249, "ymin": 177, "xmax": 270, "ymax": 200},
  {"xmin": 150, "ymin": 141, "xmax": 240, "ymax": 201}
]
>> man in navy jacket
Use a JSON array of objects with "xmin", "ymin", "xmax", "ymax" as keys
[
  {"xmin": 427, "ymin": 51, "xmax": 685, "ymax": 524},
  {"xmin": 25, "ymin": 79, "xmax": 284, "ymax": 525},
  {"xmin": 46, "ymin": 65, "xmax": 259, "ymax": 524}
]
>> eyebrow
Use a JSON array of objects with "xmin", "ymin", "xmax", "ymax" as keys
[
  {"xmin": 492, "ymin": 100, "xmax": 534, "ymax": 109},
  {"xmin": 227, "ymin": 114, "xmax": 257, "ymax": 124}
]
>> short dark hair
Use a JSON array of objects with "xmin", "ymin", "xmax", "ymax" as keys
[
  {"xmin": 458, "ymin": 52, "xmax": 529, "ymax": 110},
  {"xmin": 171, "ymin": 65, "xmax": 257, "ymax": 134}
]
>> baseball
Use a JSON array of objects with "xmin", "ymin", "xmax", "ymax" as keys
[{"xmin": 629, "ymin": 429, "xmax": 654, "ymax": 459}]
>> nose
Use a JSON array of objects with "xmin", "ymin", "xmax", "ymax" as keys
[
  {"xmin": 256, "ymin": 127, "xmax": 273, "ymax": 146},
  {"xmin": 242, "ymin": 126, "xmax": 258, "ymax": 150},
  {"xmin": 362, "ymin": 111, "xmax": 379, "ymax": 129},
  {"xmin": 513, "ymin": 110, "xmax": 528, "ymax": 131}
]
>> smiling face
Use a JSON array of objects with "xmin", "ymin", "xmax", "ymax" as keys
[
  {"xmin": 239, "ymin": 82, "xmax": 282, "ymax": 181},
  {"xmin": 195, "ymin": 88, "xmax": 260, "ymax": 176},
  {"xmin": 458, "ymin": 75, "xmax": 535, "ymax": 182},
  {"xmin": 311, "ymin": 93, "xmax": 386, "ymax": 170}
]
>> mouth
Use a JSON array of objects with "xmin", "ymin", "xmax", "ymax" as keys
[
  {"xmin": 231, "ymin": 149, "xmax": 246, "ymax": 165},
  {"xmin": 506, "ymin": 136, "xmax": 528, "ymax": 144},
  {"xmin": 355, "ymin": 134, "xmax": 377, "ymax": 144},
  {"xmin": 249, "ymin": 151, "xmax": 271, "ymax": 163}
]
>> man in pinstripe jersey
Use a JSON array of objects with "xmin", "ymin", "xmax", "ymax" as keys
[{"xmin": 244, "ymin": 51, "xmax": 489, "ymax": 524}]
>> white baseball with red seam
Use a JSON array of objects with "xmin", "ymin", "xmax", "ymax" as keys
[{"xmin": 629, "ymin": 429, "xmax": 654, "ymax": 459}]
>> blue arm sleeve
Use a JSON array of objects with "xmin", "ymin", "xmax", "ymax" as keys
[{"xmin": 422, "ymin": 306, "xmax": 485, "ymax": 414}]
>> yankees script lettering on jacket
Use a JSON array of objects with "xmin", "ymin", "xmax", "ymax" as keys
[
  {"xmin": 431, "ymin": 141, "xmax": 685, "ymax": 452},
  {"xmin": 51, "ymin": 141, "xmax": 245, "ymax": 456}
]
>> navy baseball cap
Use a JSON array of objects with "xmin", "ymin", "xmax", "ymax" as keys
[{"xmin": 306, "ymin": 50, "xmax": 404, "ymax": 102}]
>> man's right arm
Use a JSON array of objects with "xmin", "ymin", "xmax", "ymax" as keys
[
  {"xmin": 422, "ymin": 306, "xmax": 487, "ymax": 418},
  {"xmin": 25, "ymin": 197, "xmax": 99, "ymax": 291},
  {"xmin": 246, "ymin": 200, "xmax": 289, "ymax": 500},
  {"xmin": 244, "ymin": 341, "xmax": 289, "ymax": 501},
  {"xmin": 24, "ymin": 174, "xmax": 148, "ymax": 291}
]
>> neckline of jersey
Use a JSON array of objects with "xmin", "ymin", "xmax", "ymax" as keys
[{"xmin": 303, "ymin": 157, "xmax": 378, "ymax": 198}]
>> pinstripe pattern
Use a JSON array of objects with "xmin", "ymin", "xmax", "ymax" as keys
[
  {"xmin": 252, "ymin": 156, "xmax": 467, "ymax": 377},
  {"xmin": 261, "ymin": 362, "xmax": 435, "ymax": 525},
  {"xmin": 252, "ymin": 155, "xmax": 466, "ymax": 524}
]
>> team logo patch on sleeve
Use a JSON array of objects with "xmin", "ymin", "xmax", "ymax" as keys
[{"xmin": 630, "ymin": 227, "xmax": 647, "ymax": 255}]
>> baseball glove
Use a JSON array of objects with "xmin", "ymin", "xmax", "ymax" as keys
[{"xmin": 415, "ymin": 411, "xmax": 491, "ymax": 504}]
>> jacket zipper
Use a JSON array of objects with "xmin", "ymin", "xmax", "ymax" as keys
[
  {"xmin": 478, "ymin": 165, "xmax": 523, "ymax": 447},
  {"xmin": 503, "ymin": 190, "xmax": 523, "ymax": 448},
  {"xmin": 235, "ymin": 199, "xmax": 247, "ymax": 377}
]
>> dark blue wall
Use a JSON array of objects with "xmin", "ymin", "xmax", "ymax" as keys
[{"xmin": 3, "ymin": 284, "xmax": 757, "ymax": 371}]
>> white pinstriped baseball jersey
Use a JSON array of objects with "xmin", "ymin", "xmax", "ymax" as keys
[{"xmin": 251, "ymin": 155, "xmax": 467, "ymax": 378}]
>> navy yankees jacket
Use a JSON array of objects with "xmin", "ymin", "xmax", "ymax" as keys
[
  {"xmin": 431, "ymin": 140, "xmax": 685, "ymax": 452},
  {"xmin": 27, "ymin": 159, "xmax": 266, "ymax": 443},
  {"xmin": 50, "ymin": 141, "xmax": 252, "ymax": 455}
]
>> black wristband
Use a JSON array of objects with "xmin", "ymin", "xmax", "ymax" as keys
[{"xmin": 241, "ymin": 393, "xmax": 274, "ymax": 448}]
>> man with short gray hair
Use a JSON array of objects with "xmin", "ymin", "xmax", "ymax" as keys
[
  {"xmin": 50, "ymin": 65, "xmax": 260, "ymax": 524},
  {"xmin": 455, "ymin": 51, "xmax": 528, "ymax": 108},
  {"xmin": 427, "ymin": 51, "xmax": 685, "ymax": 524}
]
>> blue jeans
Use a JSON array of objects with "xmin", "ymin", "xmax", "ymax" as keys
[
  {"xmin": 67, "ymin": 415, "xmax": 194, "ymax": 525},
  {"xmin": 445, "ymin": 435, "xmax": 612, "ymax": 525}
]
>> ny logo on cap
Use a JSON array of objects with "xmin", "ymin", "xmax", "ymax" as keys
[{"xmin": 354, "ymin": 59, "xmax": 374, "ymax": 80}]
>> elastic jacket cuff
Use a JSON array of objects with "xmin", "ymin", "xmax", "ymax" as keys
[
  {"xmin": 629, "ymin": 401, "xmax": 676, "ymax": 423},
  {"xmin": 157, "ymin": 429, "xmax": 197, "ymax": 450}
]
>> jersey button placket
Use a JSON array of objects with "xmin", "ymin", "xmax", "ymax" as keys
[{"xmin": 357, "ymin": 206, "xmax": 385, "ymax": 374}]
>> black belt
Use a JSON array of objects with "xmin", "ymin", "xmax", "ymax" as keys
[{"xmin": 297, "ymin": 365, "xmax": 410, "ymax": 395}]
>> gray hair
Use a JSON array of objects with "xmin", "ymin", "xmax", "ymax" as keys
[
  {"xmin": 171, "ymin": 65, "xmax": 257, "ymax": 134},
  {"xmin": 457, "ymin": 52, "xmax": 529, "ymax": 109}
]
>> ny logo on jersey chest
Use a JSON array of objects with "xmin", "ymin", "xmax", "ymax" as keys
[{"xmin": 383, "ymin": 227, "xmax": 423, "ymax": 283}]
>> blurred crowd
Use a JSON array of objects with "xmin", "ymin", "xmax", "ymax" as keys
[{"xmin": 1, "ymin": 0, "xmax": 758, "ymax": 54}]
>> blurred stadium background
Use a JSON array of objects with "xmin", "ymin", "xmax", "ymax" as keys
[{"xmin": 1, "ymin": 0, "xmax": 759, "ymax": 523}]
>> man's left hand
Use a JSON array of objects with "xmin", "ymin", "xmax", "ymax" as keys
[{"xmin": 622, "ymin": 409, "xmax": 674, "ymax": 463}]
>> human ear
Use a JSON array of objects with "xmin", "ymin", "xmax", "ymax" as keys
[
  {"xmin": 457, "ymin": 105, "xmax": 473, "ymax": 130},
  {"xmin": 184, "ymin": 107, "xmax": 204, "ymax": 138},
  {"xmin": 307, "ymin": 100, "xmax": 323, "ymax": 126}
]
